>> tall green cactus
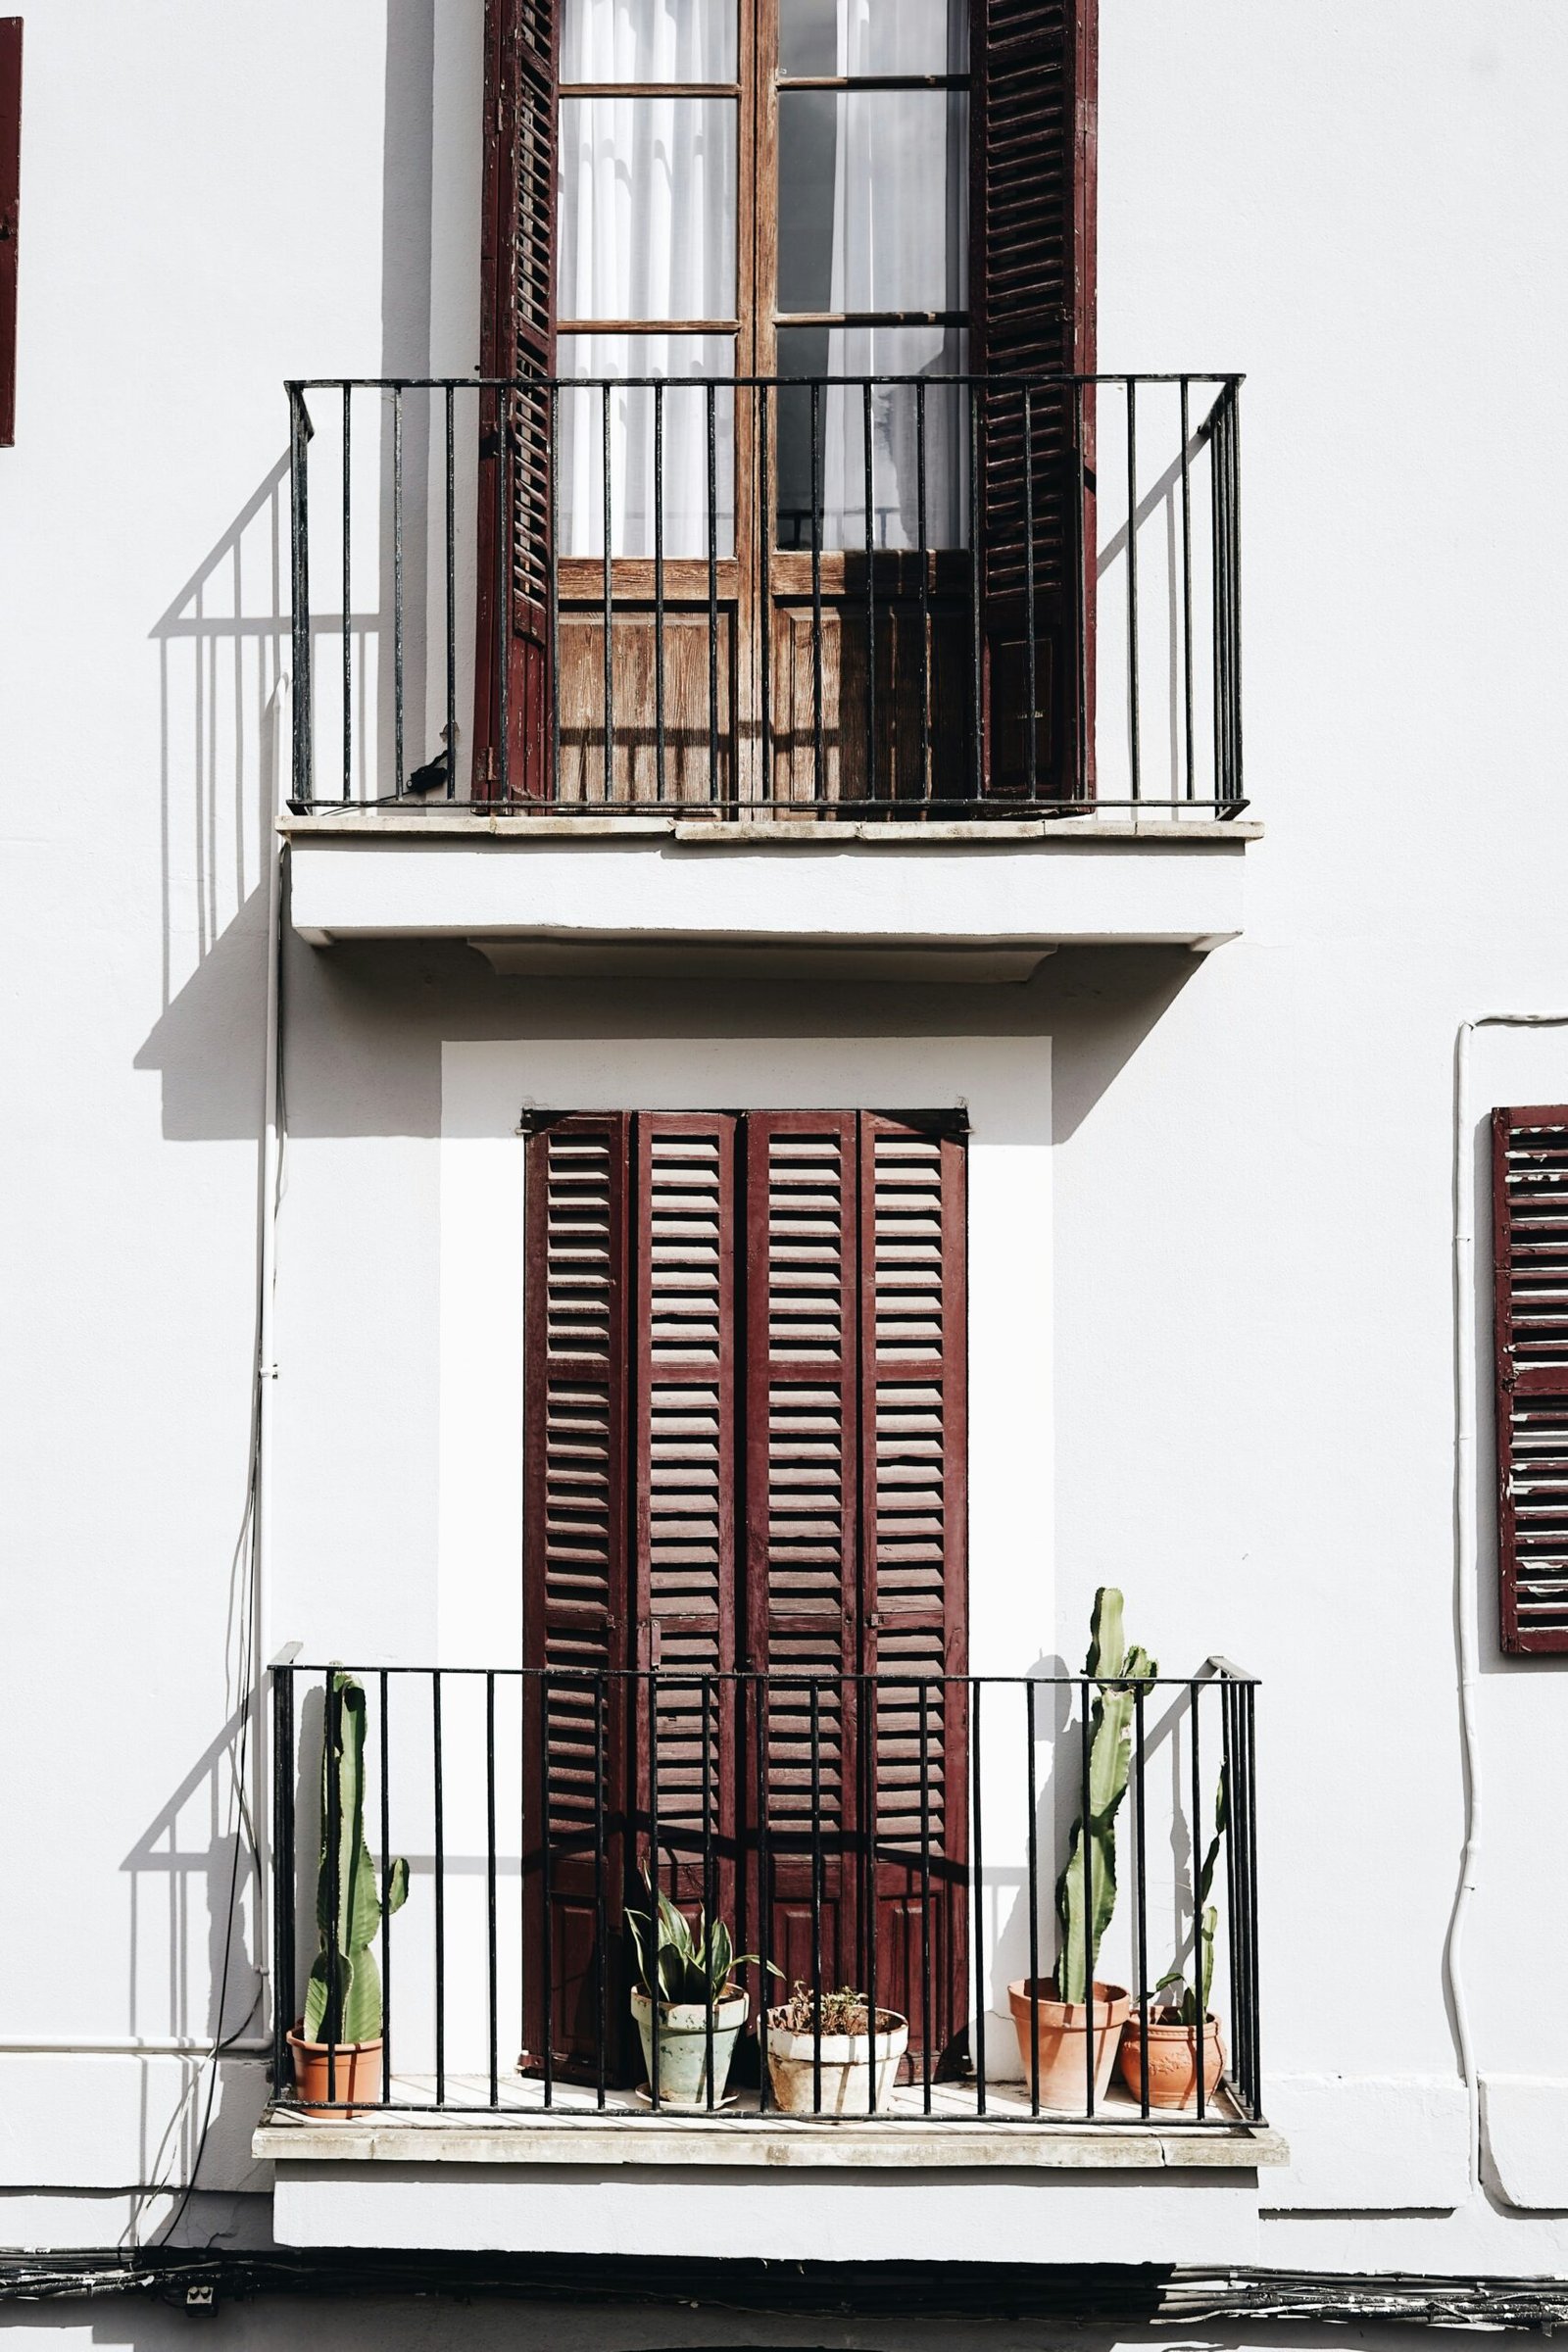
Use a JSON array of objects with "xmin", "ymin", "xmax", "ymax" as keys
[
  {"xmin": 305, "ymin": 1671, "xmax": 409, "ymax": 2045},
  {"xmin": 1055, "ymin": 1589, "xmax": 1155, "ymax": 2004}
]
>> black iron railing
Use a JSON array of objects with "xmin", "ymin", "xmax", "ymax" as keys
[
  {"xmin": 285, "ymin": 372, "xmax": 1244, "ymax": 818},
  {"xmin": 268, "ymin": 1657, "xmax": 1262, "ymax": 2127}
]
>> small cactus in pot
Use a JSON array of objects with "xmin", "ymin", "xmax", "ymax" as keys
[
  {"xmin": 1007, "ymin": 1588, "xmax": 1154, "ymax": 2109},
  {"xmin": 288, "ymin": 1670, "xmax": 409, "ymax": 2113},
  {"xmin": 1119, "ymin": 1764, "xmax": 1229, "ymax": 2110}
]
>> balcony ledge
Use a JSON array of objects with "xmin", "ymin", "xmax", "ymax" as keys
[
  {"xmin": 254, "ymin": 2104, "xmax": 1287, "ymax": 2173},
  {"xmin": 281, "ymin": 810, "xmax": 1259, "ymax": 976}
]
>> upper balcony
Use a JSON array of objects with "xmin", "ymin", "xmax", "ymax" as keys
[{"xmin": 282, "ymin": 372, "xmax": 1254, "ymax": 977}]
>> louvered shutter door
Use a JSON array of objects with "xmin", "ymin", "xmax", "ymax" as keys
[
  {"xmin": 744, "ymin": 1113, "xmax": 863, "ymax": 1989},
  {"xmin": 475, "ymin": 0, "xmax": 557, "ymax": 800},
  {"xmin": 633, "ymin": 1116, "xmax": 739, "ymax": 1916},
  {"xmin": 971, "ymin": 0, "xmax": 1096, "ymax": 798},
  {"xmin": 522, "ymin": 1115, "xmax": 631, "ymax": 2072},
  {"xmin": 858, "ymin": 1116, "xmax": 968, "ymax": 2073},
  {"xmin": 1494, "ymin": 1106, "xmax": 1568, "ymax": 1653}
]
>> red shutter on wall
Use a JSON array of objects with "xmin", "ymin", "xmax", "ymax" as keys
[
  {"xmin": 475, "ymin": 0, "xmax": 557, "ymax": 800},
  {"xmin": 971, "ymin": 0, "xmax": 1096, "ymax": 797},
  {"xmin": 1493, "ymin": 1107, "xmax": 1568, "ymax": 1654},
  {"xmin": 0, "ymin": 20, "xmax": 21, "ymax": 450}
]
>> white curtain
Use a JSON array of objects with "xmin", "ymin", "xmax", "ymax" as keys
[{"xmin": 557, "ymin": 0, "xmax": 738, "ymax": 556}]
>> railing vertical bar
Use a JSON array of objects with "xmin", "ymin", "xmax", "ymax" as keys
[
  {"xmin": 485, "ymin": 1670, "xmax": 499, "ymax": 2108},
  {"xmin": 496, "ymin": 399, "xmax": 511, "ymax": 802},
  {"xmin": 1210, "ymin": 389, "xmax": 1226, "ymax": 813},
  {"xmin": 968, "ymin": 386, "xmax": 982, "ymax": 800},
  {"xmin": 809, "ymin": 1678, "xmax": 823, "ymax": 2114},
  {"xmin": 1025, "ymin": 1677, "xmax": 1039, "ymax": 2117},
  {"xmin": 1192, "ymin": 1680, "xmax": 1205, "ymax": 2121},
  {"xmin": 707, "ymin": 379, "xmax": 720, "ymax": 807},
  {"xmin": 431, "ymin": 1668, "xmax": 445, "ymax": 2107},
  {"xmin": 810, "ymin": 381, "xmax": 824, "ymax": 804},
  {"xmin": 1228, "ymin": 386, "xmax": 1245, "ymax": 808},
  {"xmin": 1134, "ymin": 1678, "xmax": 1150, "ymax": 2118},
  {"xmin": 1023, "ymin": 385, "xmax": 1037, "ymax": 799},
  {"xmin": 444, "ymin": 383, "xmax": 457, "ymax": 799},
  {"xmin": 916, "ymin": 380, "xmax": 931, "ymax": 805},
  {"xmin": 863, "ymin": 1673, "xmax": 878, "ymax": 2114},
  {"xmin": 1073, "ymin": 376, "xmax": 1089, "ymax": 803},
  {"xmin": 760, "ymin": 385, "xmax": 772, "ymax": 808},
  {"xmin": 593, "ymin": 1673, "xmax": 607, "ymax": 2110},
  {"xmin": 288, "ymin": 387, "xmax": 312, "ymax": 808},
  {"xmin": 1179, "ymin": 376, "xmax": 1195, "ymax": 804},
  {"xmin": 1221, "ymin": 1679, "xmax": 1241, "ymax": 2117},
  {"xmin": 1081, "ymin": 1680, "xmax": 1094, "ymax": 2118},
  {"xmin": 756, "ymin": 1672, "xmax": 773, "ymax": 2113},
  {"xmin": 379, "ymin": 1668, "xmax": 392, "ymax": 2104},
  {"xmin": 271, "ymin": 1666, "xmax": 296, "ymax": 2097},
  {"xmin": 919, "ymin": 1678, "xmax": 933, "ymax": 2114},
  {"xmin": 970, "ymin": 1677, "xmax": 986, "ymax": 2112},
  {"xmin": 862, "ymin": 379, "xmax": 876, "ymax": 806},
  {"xmin": 539, "ymin": 1670, "xmax": 553, "ymax": 2107},
  {"xmin": 1124, "ymin": 376, "xmax": 1139, "ymax": 803},
  {"xmin": 654, "ymin": 381, "xmax": 666, "ymax": 804},
  {"xmin": 548, "ymin": 385, "xmax": 561, "ymax": 803},
  {"xmin": 1244, "ymin": 1678, "xmax": 1260, "ymax": 2112},
  {"xmin": 602, "ymin": 382, "xmax": 613, "ymax": 802},
  {"xmin": 341, "ymin": 385, "xmax": 352, "ymax": 802},
  {"xmin": 648, "ymin": 1667, "xmax": 661, "ymax": 2111},
  {"xmin": 324, "ymin": 1671, "xmax": 340, "ymax": 2105},
  {"xmin": 703, "ymin": 1671, "xmax": 715, "ymax": 2110},
  {"xmin": 392, "ymin": 385, "xmax": 405, "ymax": 795}
]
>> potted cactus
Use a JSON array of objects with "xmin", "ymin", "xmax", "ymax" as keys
[
  {"xmin": 763, "ymin": 1983, "xmax": 909, "ymax": 2116},
  {"xmin": 1119, "ymin": 1764, "xmax": 1228, "ymax": 2109},
  {"xmin": 1008, "ymin": 1588, "xmax": 1152, "ymax": 2110},
  {"xmin": 625, "ymin": 1875, "xmax": 776, "ymax": 2109},
  {"xmin": 288, "ymin": 1670, "xmax": 409, "ymax": 2115}
]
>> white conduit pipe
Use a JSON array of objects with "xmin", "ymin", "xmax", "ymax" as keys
[{"xmin": 1450, "ymin": 1011, "xmax": 1568, "ymax": 2194}]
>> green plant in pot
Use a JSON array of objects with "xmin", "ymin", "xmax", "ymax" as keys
[
  {"xmin": 288, "ymin": 1670, "xmax": 410, "ymax": 2115},
  {"xmin": 625, "ymin": 1874, "xmax": 777, "ymax": 2109},
  {"xmin": 1006, "ymin": 1588, "xmax": 1155, "ymax": 2109},
  {"xmin": 1119, "ymin": 1763, "xmax": 1229, "ymax": 2109}
]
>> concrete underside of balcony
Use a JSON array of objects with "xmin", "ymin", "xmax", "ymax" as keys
[
  {"xmin": 281, "ymin": 811, "xmax": 1259, "ymax": 979},
  {"xmin": 257, "ymin": 2077, "xmax": 1286, "ymax": 2263}
]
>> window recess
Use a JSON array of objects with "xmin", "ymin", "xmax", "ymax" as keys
[{"xmin": 1494, "ymin": 1106, "xmax": 1568, "ymax": 1653}]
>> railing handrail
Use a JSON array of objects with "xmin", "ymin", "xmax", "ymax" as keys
[
  {"xmin": 270, "ymin": 1659, "xmax": 1261, "ymax": 1688},
  {"xmin": 288, "ymin": 369, "xmax": 1247, "ymax": 395}
]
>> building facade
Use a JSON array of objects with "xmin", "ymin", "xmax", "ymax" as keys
[{"xmin": 6, "ymin": 2, "xmax": 1568, "ymax": 2343}]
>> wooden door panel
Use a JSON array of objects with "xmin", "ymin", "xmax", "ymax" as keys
[
  {"xmin": 767, "ymin": 603, "xmax": 969, "ymax": 807},
  {"xmin": 558, "ymin": 610, "xmax": 736, "ymax": 805}
]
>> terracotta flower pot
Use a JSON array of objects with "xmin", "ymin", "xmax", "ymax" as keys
[
  {"xmin": 1006, "ymin": 1979, "xmax": 1131, "ymax": 2112},
  {"xmin": 287, "ymin": 2023, "xmax": 384, "ymax": 2117},
  {"xmin": 1116, "ymin": 2007, "xmax": 1225, "ymax": 2110}
]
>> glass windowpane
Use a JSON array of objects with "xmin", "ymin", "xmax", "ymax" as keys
[
  {"xmin": 559, "ymin": 96, "xmax": 737, "ymax": 321},
  {"xmin": 561, "ymin": 0, "xmax": 738, "ymax": 83},
  {"xmin": 775, "ymin": 325, "xmax": 967, "ymax": 551},
  {"xmin": 558, "ymin": 334, "xmax": 736, "ymax": 559},
  {"xmin": 779, "ymin": 0, "xmax": 966, "ymax": 77},
  {"xmin": 776, "ymin": 90, "xmax": 967, "ymax": 316}
]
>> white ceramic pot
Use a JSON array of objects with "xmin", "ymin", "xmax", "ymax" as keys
[
  {"xmin": 630, "ymin": 1986, "xmax": 749, "ymax": 2108},
  {"xmin": 763, "ymin": 2008, "xmax": 908, "ymax": 2116}
]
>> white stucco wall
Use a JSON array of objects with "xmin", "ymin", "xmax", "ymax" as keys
[{"xmin": 6, "ymin": 0, "xmax": 1568, "ymax": 2297}]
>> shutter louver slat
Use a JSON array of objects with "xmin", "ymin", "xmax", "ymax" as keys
[{"xmin": 1494, "ymin": 1106, "xmax": 1568, "ymax": 1652}]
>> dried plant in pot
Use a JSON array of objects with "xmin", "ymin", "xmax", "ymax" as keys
[
  {"xmin": 763, "ymin": 1984, "xmax": 909, "ymax": 2117},
  {"xmin": 1118, "ymin": 1764, "xmax": 1228, "ymax": 2111},
  {"xmin": 1008, "ymin": 1588, "xmax": 1152, "ymax": 2111},
  {"xmin": 288, "ymin": 1671, "xmax": 410, "ymax": 2117},
  {"xmin": 625, "ymin": 1874, "xmax": 777, "ymax": 2110}
]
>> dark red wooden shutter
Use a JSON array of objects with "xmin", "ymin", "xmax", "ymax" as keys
[
  {"xmin": 475, "ymin": 0, "xmax": 557, "ymax": 800},
  {"xmin": 1494, "ymin": 1106, "xmax": 1568, "ymax": 1654},
  {"xmin": 971, "ymin": 0, "xmax": 1096, "ymax": 798},
  {"xmin": 743, "ymin": 1113, "xmax": 862, "ymax": 1990},
  {"xmin": 858, "ymin": 1116, "xmax": 967, "ymax": 2073},
  {"xmin": 633, "ymin": 1115, "xmax": 740, "ymax": 1921},
  {"xmin": 522, "ymin": 1114, "xmax": 631, "ymax": 2072},
  {"xmin": 0, "ymin": 21, "xmax": 20, "ymax": 449}
]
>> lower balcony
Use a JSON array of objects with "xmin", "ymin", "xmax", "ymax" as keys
[{"xmin": 256, "ymin": 1656, "xmax": 1280, "ymax": 2178}]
